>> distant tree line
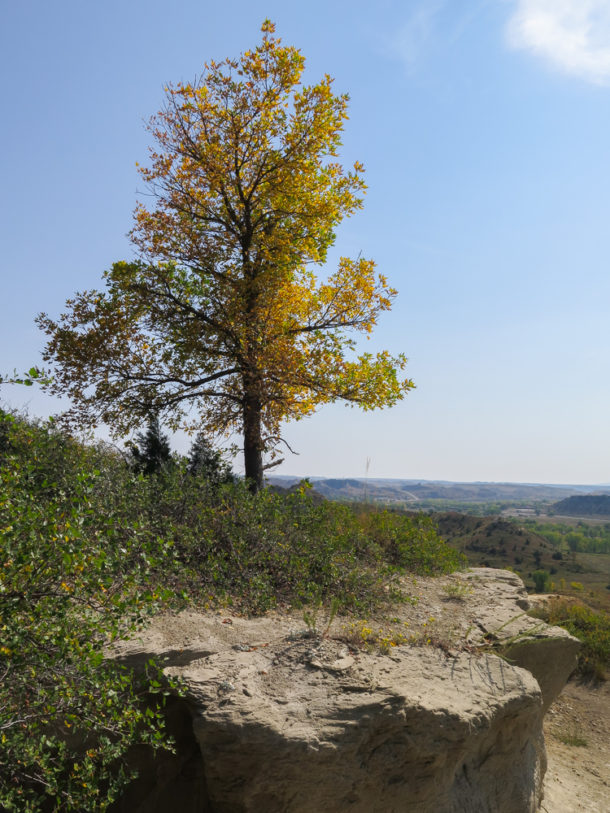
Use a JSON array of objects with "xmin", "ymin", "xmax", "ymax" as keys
[
  {"xmin": 553, "ymin": 495, "xmax": 610, "ymax": 518},
  {"xmin": 522, "ymin": 519, "xmax": 610, "ymax": 555}
]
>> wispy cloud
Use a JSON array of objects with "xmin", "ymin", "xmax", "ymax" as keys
[
  {"xmin": 388, "ymin": 1, "xmax": 495, "ymax": 73},
  {"xmin": 507, "ymin": 0, "xmax": 610, "ymax": 84},
  {"xmin": 391, "ymin": 1, "xmax": 446, "ymax": 72}
]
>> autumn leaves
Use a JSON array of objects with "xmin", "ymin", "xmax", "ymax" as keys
[{"xmin": 38, "ymin": 21, "xmax": 413, "ymax": 490}]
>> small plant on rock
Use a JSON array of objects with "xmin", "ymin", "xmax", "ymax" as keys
[{"xmin": 441, "ymin": 581, "xmax": 474, "ymax": 601}]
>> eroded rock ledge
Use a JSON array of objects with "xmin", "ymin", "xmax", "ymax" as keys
[{"xmin": 111, "ymin": 569, "xmax": 580, "ymax": 813}]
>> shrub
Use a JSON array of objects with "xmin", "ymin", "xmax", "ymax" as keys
[
  {"xmin": 530, "ymin": 596, "xmax": 610, "ymax": 680},
  {"xmin": 0, "ymin": 413, "xmax": 180, "ymax": 811},
  {"xmin": 532, "ymin": 570, "xmax": 550, "ymax": 593},
  {"xmin": 0, "ymin": 412, "xmax": 466, "ymax": 805},
  {"xmin": 166, "ymin": 487, "xmax": 465, "ymax": 614}
]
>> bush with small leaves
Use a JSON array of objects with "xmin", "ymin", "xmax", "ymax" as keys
[{"xmin": 0, "ymin": 414, "xmax": 181, "ymax": 811}]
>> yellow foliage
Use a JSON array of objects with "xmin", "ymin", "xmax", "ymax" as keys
[{"xmin": 38, "ymin": 22, "xmax": 413, "ymax": 489}]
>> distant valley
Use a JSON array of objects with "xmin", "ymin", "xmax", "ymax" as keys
[
  {"xmin": 268, "ymin": 476, "xmax": 610, "ymax": 508},
  {"xmin": 269, "ymin": 476, "xmax": 610, "ymax": 603}
]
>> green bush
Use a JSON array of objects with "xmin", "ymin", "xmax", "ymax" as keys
[
  {"xmin": 359, "ymin": 510, "xmax": 467, "ymax": 575},
  {"xmin": 144, "ymin": 479, "xmax": 465, "ymax": 614},
  {"xmin": 532, "ymin": 569, "xmax": 550, "ymax": 593},
  {"xmin": 0, "ymin": 413, "xmax": 179, "ymax": 811},
  {"xmin": 0, "ymin": 412, "xmax": 465, "ymax": 806},
  {"xmin": 560, "ymin": 604, "xmax": 610, "ymax": 680},
  {"xmin": 531, "ymin": 596, "xmax": 610, "ymax": 680}
]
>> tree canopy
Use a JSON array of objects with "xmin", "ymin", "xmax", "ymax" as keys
[{"xmin": 38, "ymin": 20, "xmax": 413, "ymax": 490}]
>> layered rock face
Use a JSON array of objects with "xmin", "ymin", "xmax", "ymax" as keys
[{"xmin": 111, "ymin": 570, "xmax": 580, "ymax": 813}]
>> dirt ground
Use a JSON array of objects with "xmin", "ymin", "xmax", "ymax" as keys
[{"xmin": 541, "ymin": 679, "xmax": 610, "ymax": 813}]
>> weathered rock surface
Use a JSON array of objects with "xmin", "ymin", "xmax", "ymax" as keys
[{"xmin": 110, "ymin": 569, "xmax": 580, "ymax": 812}]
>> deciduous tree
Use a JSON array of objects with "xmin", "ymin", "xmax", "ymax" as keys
[{"xmin": 38, "ymin": 21, "xmax": 413, "ymax": 491}]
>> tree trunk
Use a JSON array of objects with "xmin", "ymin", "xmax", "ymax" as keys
[
  {"xmin": 242, "ymin": 253, "xmax": 263, "ymax": 492},
  {"xmin": 243, "ymin": 393, "xmax": 263, "ymax": 493}
]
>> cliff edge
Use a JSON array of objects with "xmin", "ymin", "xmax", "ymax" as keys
[{"xmin": 111, "ymin": 569, "xmax": 580, "ymax": 813}]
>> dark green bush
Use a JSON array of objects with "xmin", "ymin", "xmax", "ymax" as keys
[{"xmin": 127, "ymin": 414, "xmax": 173, "ymax": 475}]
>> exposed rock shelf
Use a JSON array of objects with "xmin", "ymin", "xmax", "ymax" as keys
[{"xmin": 110, "ymin": 569, "xmax": 580, "ymax": 813}]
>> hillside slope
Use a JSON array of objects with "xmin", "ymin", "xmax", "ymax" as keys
[
  {"xmin": 553, "ymin": 495, "xmax": 610, "ymax": 517},
  {"xmin": 432, "ymin": 512, "xmax": 555, "ymax": 570}
]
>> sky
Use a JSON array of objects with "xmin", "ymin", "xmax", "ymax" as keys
[{"xmin": 1, "ymin": 0, "xmax": 610, "ymax": 484}]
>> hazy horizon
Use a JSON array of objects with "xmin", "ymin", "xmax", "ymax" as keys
[{"xmin": 269, "ymin": 474, "xmax": 610, "ymax": 488}]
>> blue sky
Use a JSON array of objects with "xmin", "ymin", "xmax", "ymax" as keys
[{"xmin": 2, "ymin": 0, "xmax": 610, "ymax": 484}]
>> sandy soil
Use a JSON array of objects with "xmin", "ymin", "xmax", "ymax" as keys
[{"xmin": 541, "ymin": 679, "xmax": 610, "ymax": 813}]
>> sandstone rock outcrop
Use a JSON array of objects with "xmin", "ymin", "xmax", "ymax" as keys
[{"xmin": 110, "ymin": 569, "xmax": 580, "ymax": 813}]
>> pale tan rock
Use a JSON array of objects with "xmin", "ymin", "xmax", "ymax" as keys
[
  {"xmin": 454, "ymin": 570, "xmax": 581, "ymax": 713},
  {"xmin": 110, "ymin": 569, "xmax": 580, "ymax": 813}
]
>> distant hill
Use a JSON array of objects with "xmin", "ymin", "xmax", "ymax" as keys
[
  {"xmin": 430, "ymin": 512, "xmax": 557, "ymax": 574},
  {"xmin": 428, "ymin": 512, "xmax": 610, "ymax": 599},
  {"xmin": 553, "ymin": 495, "xmax": 610, "ymax": 518},
  {"xmin": 267, "ymin": 476, "xmax": 610, "ymax": 505}
]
